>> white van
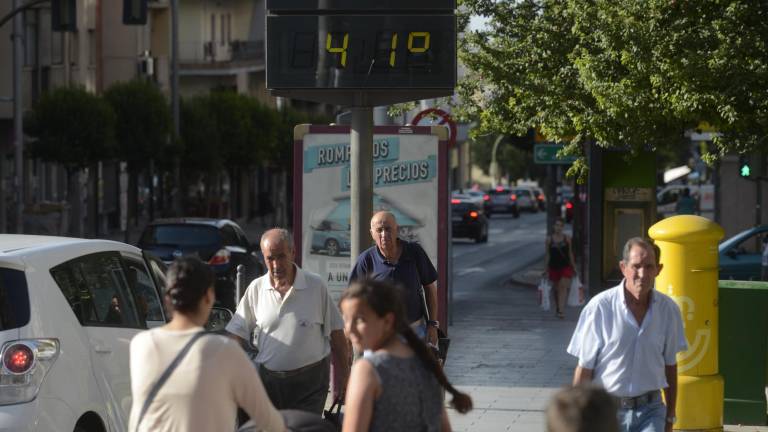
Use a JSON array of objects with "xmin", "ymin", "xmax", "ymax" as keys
[
  {"xmin": 657, "ymin": 184, "xmax": 714, "ymax": 219},
  {"xmin": 0, "ymin": 235, "xmax": 168, "ymax": 432}
]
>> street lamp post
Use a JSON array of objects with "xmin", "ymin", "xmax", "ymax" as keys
[
  {"xmin": 12, "ymin": 0, "xmax": 24, "ymax": 233},
  {"xmin": 489, "ymin": 134, "xmax": 504, "ymax": 186}
]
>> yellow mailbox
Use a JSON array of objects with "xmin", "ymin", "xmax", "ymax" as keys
[{"xmin": 649, "ymin": 215, "xmax": 724, "ymax": 431}]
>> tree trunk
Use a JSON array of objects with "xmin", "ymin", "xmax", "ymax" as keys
[
  {"xmin": 241, "ymin": 170, "xmax": 250, "ymax": 222},
  {"xmin": 67, "ymin": 169, "xmax": 84, "ymax": 237},
  {"xmin": 148, "ymin": 161, "xmax": 155, "ymax": 222},
  {"xmin": 88, "ymin": 163, "xmax": 99, "ymax": 238},
  {"xmin": 128, "ymin": 169, "xmax": 139, "ymax": 228}
]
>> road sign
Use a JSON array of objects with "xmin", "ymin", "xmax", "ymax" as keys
[{"xmin": 534, "ymin": 143, "xmax": 576, "ymax": 164}]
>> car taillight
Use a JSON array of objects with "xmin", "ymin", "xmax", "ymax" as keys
[
  {"xmin": 566, "ymin": 202, "xmax": 574, "ymax": 209},
  {"xmin": 469, "ymin": 211, "xmax": 479, "ymax": 219},
  {"xmin": 495, "ymin": 186, "xmax": 504, "ymax": 192},
  {"xmin": 0, "ymin": 339, "xmax": 59, "ymax": 405},
  {"xmin": 451, "ymin": 198, "xmax": 461, "ymax": 204},
  {"xmin": 483, "ymin": 194, "xmax": 490, "ymax": 201},
  {"xmin": 510, "ymin": 194, "xmax": 517, "ymax": 201},
  {"xmin": 208, "ymin": 248, "xmax": 231, "ymax": 266},
  {"xmin": 3, "ymin": 344, "xmax": 33, "ymax": 374},
  {"xmin": 537, "ymin": 194, "xmax": 545, "ymax": 201}
]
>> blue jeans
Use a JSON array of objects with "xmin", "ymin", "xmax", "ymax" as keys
[{"xmin": 617, "ymin": 399, "xmax": 667, "ymax": 432}]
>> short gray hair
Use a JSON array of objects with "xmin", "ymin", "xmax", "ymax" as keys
[
  {"xmin": 622, "ymin": 237, "xmax": 660, "ymax": 264},
  {"xmin": 261, "ymin": 228, "xmax": 293, "ymax": 251}
]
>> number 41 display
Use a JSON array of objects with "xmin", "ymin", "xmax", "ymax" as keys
[{"xmin": 325, "ymin": 31, "xmax": 431, "ymax": 68}]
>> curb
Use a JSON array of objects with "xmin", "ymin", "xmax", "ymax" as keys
[{"xmin": 507, "ymin": 257, "xmax": 547, "ymax": 288}]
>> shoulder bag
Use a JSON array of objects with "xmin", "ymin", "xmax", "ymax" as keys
[{"xmin": 134, "ymin": 331, "xmax": 207, "ymax": 432}]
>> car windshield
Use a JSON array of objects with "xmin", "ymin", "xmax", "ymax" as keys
[
  {"xmin": 140, "ymin": 224, "xmax": 222, "ymax": 247},
  {"xmin": 0, "ymin": 267, "xmax": 31, "ymax": 331},
  {"xmin": 514, "ymin": 189, "xmax": 531, "ymax": 197}
]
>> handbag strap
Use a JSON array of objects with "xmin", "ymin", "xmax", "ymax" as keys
[{"xmin": 135, "ymin": 331, "xmax": 207, "ymax": 431}]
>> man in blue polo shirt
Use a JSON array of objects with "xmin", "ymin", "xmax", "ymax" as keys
[
  {"xmin": 567, "ymin": 237, "xmax": 687, "ymax": 432},
  {"xmin": 349, "ymin": 211, "xmax": 439, "ymax": 345}
]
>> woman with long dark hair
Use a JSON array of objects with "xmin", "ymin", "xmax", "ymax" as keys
[
  {"xmin": 340, "ymin": 279, "xmax": 472, "ymax": 432},
  {"xmin": 544, "ymin": 218, "xmax": 577, "ymax": 319},
  {"xmin": 128, "ymin": 257, "xmax": 285, "ymax": 432}
]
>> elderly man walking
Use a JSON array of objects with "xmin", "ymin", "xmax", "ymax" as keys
[
  {"xmin": 226, "ymin": 228, "xmax": 349, "ymax": 414},
  {"xmin": 349, "ymin": 211, "xmax": 440, "ymax": 346},
  {"xmin": 567, "ymin": 237, "xmax": 688, "ymax": 432}
]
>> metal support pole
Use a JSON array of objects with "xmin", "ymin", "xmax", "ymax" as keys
[
  {"xmin": 489, "ymin": 134, "xmax": 504, "ymax": 187},
  {"xmin": 12, "ymin": 0, "xmax": 24, "ymax": 233},
  {"xmin": 350, "ymin": 106, "xmax": 374, "ymax": 265},
  {"xmin": 171, "ymin": 0, "xmax": 182, "ymax": 216},
  {"xmin": 235, "ymin": 264, "xmax": 245, "ymax": 310}
]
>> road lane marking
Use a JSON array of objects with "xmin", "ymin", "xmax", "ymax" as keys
[{"xmin": 457, "ymin": 267, "xmax": 484, "ymax": 276}]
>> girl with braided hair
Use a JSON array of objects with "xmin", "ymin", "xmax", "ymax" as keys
[{"xmin": 340, "ymin": 279, "xmax": 472, "ymax": 432}]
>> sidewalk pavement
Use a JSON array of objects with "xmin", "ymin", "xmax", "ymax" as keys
[{"xmin": 444, "ymin": 258, "xmax": 768, "ymax": 432}]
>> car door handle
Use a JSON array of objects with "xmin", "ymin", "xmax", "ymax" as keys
[{"xmin": 93, "ymin": 344, "xmax": 112, "ymax": 353}]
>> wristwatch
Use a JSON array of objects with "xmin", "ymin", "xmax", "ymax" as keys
[
  {"xmin": 666, "ymin": 416, "xmax": 676, "ymax": 424},
  {"xmin": 426, "ymin": 320, "xmax": 439, "ymax": 328}
]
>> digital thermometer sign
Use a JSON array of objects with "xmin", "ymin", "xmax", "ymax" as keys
[
  {"xmin": 266, "ymin": 2, "xmax": 456, "ymax": 105},
  {"xmin": 267, "ymin": 15, "xmax": 455, "ymax": 91}
]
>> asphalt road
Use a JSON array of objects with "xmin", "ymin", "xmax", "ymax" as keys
[{"xmin": 449, "ymin": 210, "xmax": 548, "ymax": 320}]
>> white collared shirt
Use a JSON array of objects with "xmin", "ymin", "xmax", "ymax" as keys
[
  {"xmin": 566, "ymin": 281, "xmax": 688, "ymax": 397},
  {"xmin": 226, "ymin": 265, "xmax": 344, "ymax": 371}
]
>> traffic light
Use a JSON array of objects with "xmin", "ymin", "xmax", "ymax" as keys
[
  {"xmin": 123, "ymin": 0, "xmax": 148, "ymax": 25},
  {"xmin": 52, "ymin": 0, "xmax": 77, "ymax": 32},
  {"xmin": 739, "ymin": 154, "xmax": 752, "ymax": 178}
]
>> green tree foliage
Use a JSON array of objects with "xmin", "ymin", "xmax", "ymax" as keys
[
  {"xmin": 180, "ymin": 95, "xmax": 222, "ymax": 174},
  {"xmin": 104, "ymin": 80, "xmax": 171, "ymax": 171},
  {"xmin": 25, "ymin": 86, "xmax": 116, "ymax": 170},
  {"xmin": 459, "ymin": 0, "xmax": 768, "ymax": 178}
]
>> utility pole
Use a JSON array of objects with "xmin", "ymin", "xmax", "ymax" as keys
[
  {"xmin": 12, "ymin": 0, "xmax": 24, "ymax": 233},
  {"xmin": 171, "ymin": 0, "xmax": 181, "ymax": 216},
  {"xmin": 349, "ymin": 106, "xmax": 374, "ymax": 264}
]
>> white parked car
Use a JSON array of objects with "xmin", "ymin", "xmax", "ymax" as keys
[{"xmin": 0, "ymin": 235, "xmax": 168, "ymax": 432}]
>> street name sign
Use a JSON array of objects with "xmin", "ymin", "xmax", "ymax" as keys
[{"xmin": 534, "ymin": 143, "xmax": 577, "ymax": 165}]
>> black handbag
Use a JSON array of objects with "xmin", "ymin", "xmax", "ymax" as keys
[{"xmin": 322, "ymin": 397, "xmax": 344, "ymax": 431}]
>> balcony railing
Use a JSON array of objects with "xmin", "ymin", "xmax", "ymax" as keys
[{"xmin": 230, "ymin": 40, "xmax": 264, "ymax": 62}]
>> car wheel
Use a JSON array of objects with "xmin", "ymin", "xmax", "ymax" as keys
[
  {"xmin": 325, "ymin": 239, "xmax": 340, "ymax": 256},
  {"xmin": 486, "ymin": 211, "xmax": 492, "ymax": 219},
  {"xmin": 513, "ymin": 208, "xmax": 520, "ymax": 218}
]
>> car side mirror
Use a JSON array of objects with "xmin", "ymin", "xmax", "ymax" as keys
[
  {"xmin": 206, "ymin": 307, "xmax": 233, "ymax": 332},
  {"xmin": 726, "ymin": 249, "xmax": 738, "ymax": 259}
]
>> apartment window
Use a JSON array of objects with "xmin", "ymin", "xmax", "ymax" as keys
[
  {"xmin": 23, "ymin": 9, "xmax": 38, "ymax": 67},
  {"xmin": 211, "ymin": 14, "xmax": 216, "ymax": 46},
  {"xmin": 88, "ymin": 30, "xmax": 96, "ymax": 66},
  {"xmin": 51, "ymin": 30, "xmax": 63, "ymax": 64},
  {"xmin": 220, "ymin": 14, "xmax": 225, "ymax": 45},
  {"xmin": 227, "ymin": 14, "xmax": 231, "ymax": 44},
  {"xmin": 39, "ymin": 8, "xmax": 52, "ymax": 65},
  {"xmin": 70, "ymin": 33, "xmax": 78, "ymax": 66}
]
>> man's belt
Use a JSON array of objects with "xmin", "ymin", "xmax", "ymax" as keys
[
  {"xmin": 614, "ymin": 390, "xmax": 661, "ymax": 409},
  {"xmin": 260, "ymin": 357, "xmax": 327, "ymax": 379}
]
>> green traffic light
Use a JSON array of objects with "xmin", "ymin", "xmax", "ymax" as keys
[{"xmin": 741, "ymin": 164, "xmax": 751, "ymax": 177}]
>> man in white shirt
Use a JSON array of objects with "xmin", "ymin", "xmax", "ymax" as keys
[
  {"xmin": 226, "ymin": 228, "xmax": 349, "ymax": 414},
  {"xmin": 567, "ymin": 237, "xmax": 688, "ymax": 432}
]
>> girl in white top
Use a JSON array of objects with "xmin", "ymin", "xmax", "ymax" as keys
[{"xmin": 128, "ymin": 257, "xmax": 286, "ymax": 432}]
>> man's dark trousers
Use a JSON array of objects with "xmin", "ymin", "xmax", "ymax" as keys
[{"xmin": 258, "ymin": 357, "xmax": 330, "ymax": 414}]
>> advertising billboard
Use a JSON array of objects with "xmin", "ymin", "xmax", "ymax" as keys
[{"xmin": 293, "ymin": 125, "xmax": 449, "ymax": 324}]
